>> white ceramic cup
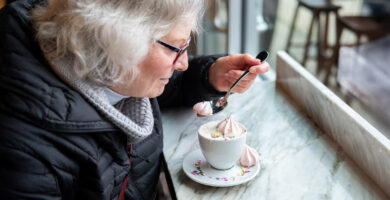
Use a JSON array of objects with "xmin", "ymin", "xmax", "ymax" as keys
[{"xmin": 198, "ymin": 121, "xmax": 246, "ymax": 170}]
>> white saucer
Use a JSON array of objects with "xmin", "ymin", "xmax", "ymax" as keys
[{"xmin": 182, "ymin": 149, "xmax": 260, "ymax": 187}]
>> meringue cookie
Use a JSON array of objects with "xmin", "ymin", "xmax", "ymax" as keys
[
  {"xmin": 193, "ymin": 101, "xmax": 212, "ymax": 116},
  {"xmin": 240, "ymin": 145, "xmax": 259, "ymax": 167},
  {"xmin": 217, "ymin": 116, "xmax": 242, "ymax": 138}
]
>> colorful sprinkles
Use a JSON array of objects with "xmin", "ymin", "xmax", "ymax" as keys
[
  {"xmin": 210, "ymin": 129, "xmax": 247, "ymax": 140},
  {"xmin": 191, "ymin": 160, "xmax": 205, "ymax": 176},
  {"xmin": 210, "ymin": 132, "xmax": 225, "ymax": 138},
  {"xmin": 191, "ymin": 160, "xmax": 251, "ymax": 182},
  {"xmin": 239, "ymin": 166, "xmax": 251, "ymax": 176}
]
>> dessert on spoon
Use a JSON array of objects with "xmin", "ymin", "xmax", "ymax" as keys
[{"xmin": 194, "ymin": 51, "xmax": 269, "ymax": 117}]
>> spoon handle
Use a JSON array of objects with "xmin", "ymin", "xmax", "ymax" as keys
[{"xmin": 229, "ymin": 71, "xmax": 250, "ymax": 92}]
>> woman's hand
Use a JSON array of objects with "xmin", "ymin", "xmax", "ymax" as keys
[{"xmin": 208, "ymin": 54, "xmax": 270, "ymax": 93}]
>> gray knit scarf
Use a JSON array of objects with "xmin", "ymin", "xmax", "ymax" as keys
[{"xmin": 47, "ymin": 58, "xmax": 154, "ymax": 144}]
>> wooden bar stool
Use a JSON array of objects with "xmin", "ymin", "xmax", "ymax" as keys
[
  {"xmin": 323, "ymin": 16, "xmax": 390, "ymax": 85},
  {"xmin": 286, "ymin": 0, "xmax": 341, "ymax": 74}
]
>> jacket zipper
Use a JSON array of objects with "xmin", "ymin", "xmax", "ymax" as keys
[{"xmin": 118, "ymin": 144, "xmax": 133, "ymax": 200}]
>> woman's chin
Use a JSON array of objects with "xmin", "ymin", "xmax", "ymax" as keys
[{"xmin": 147, "ymin": 86, "xmax": 166, "ymax": 98}]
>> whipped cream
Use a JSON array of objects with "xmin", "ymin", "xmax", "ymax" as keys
[
  {"xmin": 217, "ymin": 116, "xmax": 243, "ymax": 138},
  {"xmin": 193, "ymin": 101, "xmax": 212, "ymax": 116},
  {"xmin": 240, "ymin": 145, "xmax": 259, "ymax": 167}
]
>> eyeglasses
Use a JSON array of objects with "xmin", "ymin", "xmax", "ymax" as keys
[{"xmin": 156, "ymin": 37, "xmax": 191, "ymax": 65}]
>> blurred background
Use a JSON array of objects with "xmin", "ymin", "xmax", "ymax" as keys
[
  {"xmin": 1, "ymin": 0, "xmax": 389, "ymax": 135},
  {"xmin": 1, "ymin": 1, "xmax": 389, "ymax": 200},
  {"xmin": 189, "ymin": 0, "xmax": 390, "ymax": 138}
]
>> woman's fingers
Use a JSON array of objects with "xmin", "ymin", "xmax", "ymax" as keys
[
  {"xmin": 224, "ymin": 75, "xmax": 255, "ymax": 93},
  {"xmin": 210, "ymin": 54, "xmax": 270, "ymax": 92},
  {"xmin": 249, "ymin": 62, "xmax": 270, "ymax": 74},
  {"xmin": 227, "ymin": 54, "xmax": 260, "ymax": 69},
  {"xmin": 225, "ymin": 70, "xmax": 257, "ymax": 81}
]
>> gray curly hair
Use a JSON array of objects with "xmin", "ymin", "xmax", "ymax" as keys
[{"xmin": 32, "ymin": 0, "xmax": 204, "ymax": 86}]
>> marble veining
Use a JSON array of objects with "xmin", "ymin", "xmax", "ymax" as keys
[
  {"xmin": 162, "ymin": 72, "xmax": 388, "ymax": 199},
  {"xmin": 276, "ymin": 51, "xmax": 390, "ymax": 198}
]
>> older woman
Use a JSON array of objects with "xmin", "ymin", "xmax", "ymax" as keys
[{"xmin": 0, "ymin": 0, "xmax": 269, "ymax": 199}]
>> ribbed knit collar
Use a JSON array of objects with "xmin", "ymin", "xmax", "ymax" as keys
[{"xmin": 46, "ymin": 57, "xmax": 154, "ymax": 143}]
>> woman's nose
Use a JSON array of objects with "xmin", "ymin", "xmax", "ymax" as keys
[{"xmin": 173, "ymin": 52, "xmax": 188, "ymax": 71}]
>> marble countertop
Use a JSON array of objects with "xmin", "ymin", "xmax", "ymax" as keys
[{"xmin": 161, "ymin": 79, "xmax": 388, "ymax": 199}]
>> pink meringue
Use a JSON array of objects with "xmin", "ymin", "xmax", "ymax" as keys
[
  {"xmin": 217, "ymin": 116, "xmax": 243, "ymax": 138},
  {"xmin": 240, "ymin": 145, "xmax": 259, "ymax": 167},
  {"xmin": 193, "ymin": 101, "xmax": 212, "ymax": 116}
]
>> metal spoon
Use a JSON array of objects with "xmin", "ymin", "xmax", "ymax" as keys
[{"xmin": 197, "ymin": 50, "xmax": 269, "ymax": 117}]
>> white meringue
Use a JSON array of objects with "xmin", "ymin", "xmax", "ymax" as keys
[
  {"xmin": 193, "ymin": 101, "xmax": 212, "ymax": 116},
  {"xmin": 240, "ymin": 145, "xmax": 259, "ymax": 167},
  {"xmin": 217, "ymin": 116, "xmax": 242, "ymax": 138}
]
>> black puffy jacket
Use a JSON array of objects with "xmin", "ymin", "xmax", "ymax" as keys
[{"xmin": 0, "ymin": 0, "xmax": 223, "ymax": 199}]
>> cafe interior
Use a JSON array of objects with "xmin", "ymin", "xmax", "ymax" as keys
[
  {"xmin": 193, "ymin": 0, "xmax": 390, "ymax": 138},
  {"xmin": 1, "ymin": 0, "xmax": 390, "ymax": 199}
]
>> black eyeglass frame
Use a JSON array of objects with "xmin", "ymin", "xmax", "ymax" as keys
[{"xmin": 156, "ymin": 37, "xmax": 191, "ymax": 65}]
